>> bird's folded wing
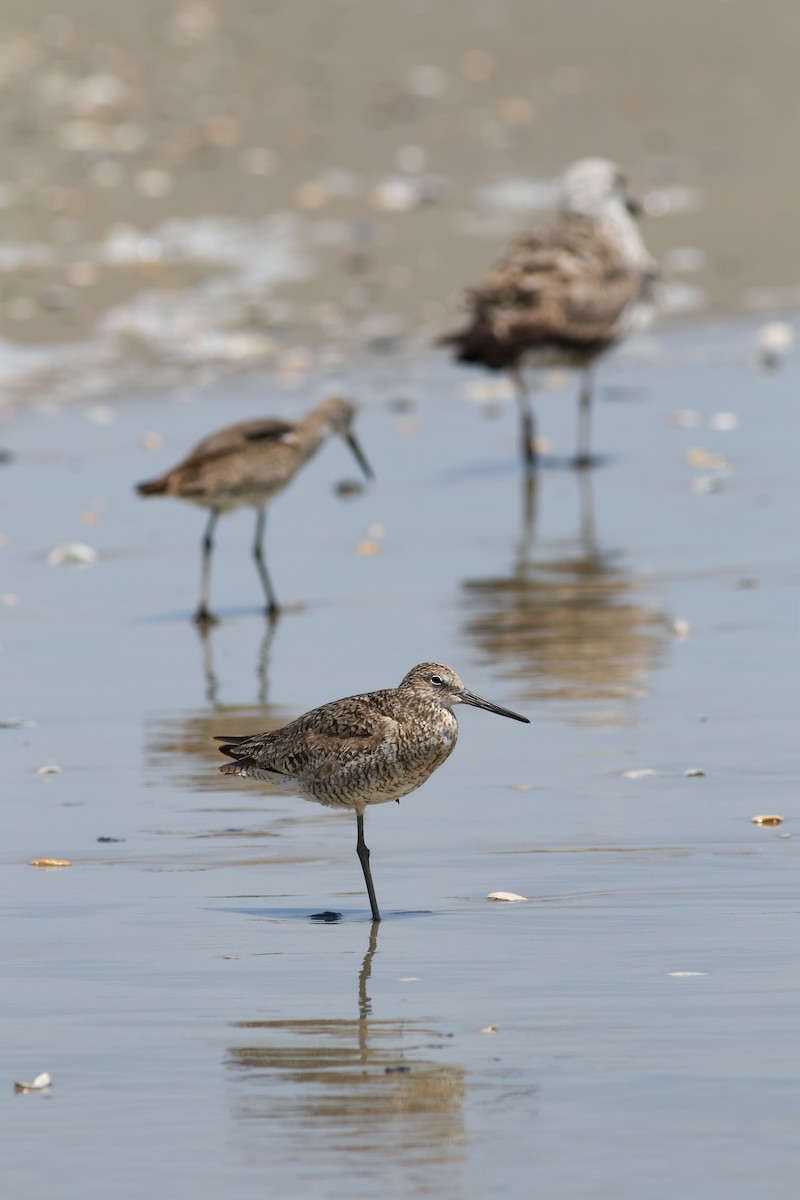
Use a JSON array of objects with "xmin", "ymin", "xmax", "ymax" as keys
[
  {"xmin": 183, "ymin": 419, "xmax": 297, "ymax": 466},
  {"xmin": 216, "ymin": 698, "xmax": 400, "ymax": 784},
  {"xmin": 468, "ymin": 220, "xmax": 645, "ymax": 344}
]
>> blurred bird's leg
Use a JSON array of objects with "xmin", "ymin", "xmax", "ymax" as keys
[
  {"xmin": 252, "ymin": 507, "xmax": 280, "ymax": 617},
  {"xmin": 511, "ymin": 366, "xmax": 537, "ymax": 468},
  {"xmin": 195, "ymin": 510, "xmax": 220, "ymax": 626},
  {"xmin": 356, "ymin": 812, "xmax": 381, "ymax": 922},
  {"xmin": 575, "ymin": 368, "xmax": 594, "ymax": 468},
  {"xmin": 521, "ymin": 464, "xmax": 539, "ymax": 548}
]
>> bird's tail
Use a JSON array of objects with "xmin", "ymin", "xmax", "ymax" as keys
[{"xmin": 135, "ymin": 475, "xmax": 171, "ymax": 497}]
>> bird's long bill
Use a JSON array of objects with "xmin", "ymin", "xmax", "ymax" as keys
[
  {"xmin": 345, "ymin": 432, "xmax": 374, "ymax": 480},
  {"xmin": 459, "ymin": 688, "xmax": 530, "ymax": 724}
]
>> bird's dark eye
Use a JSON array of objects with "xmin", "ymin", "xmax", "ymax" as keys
[{"xmin": 429, "ymin": 674, "xmax": 443, "ymax": 686}]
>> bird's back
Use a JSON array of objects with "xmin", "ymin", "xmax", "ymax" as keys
[{"xmin": 442, "ymin": 212, "xmax": 657, "ymax": 369}]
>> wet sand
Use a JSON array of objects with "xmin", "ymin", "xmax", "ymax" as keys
[
  {"xmin": 1, "ymin": 1, "xmax": 799, "ymax": 1197},
  {"xmin": 2, "ymin": 316, "xmax": 799, "ymax": 1198}
]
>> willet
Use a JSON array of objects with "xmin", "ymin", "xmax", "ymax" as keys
[
  {"xmin": 215, "ymin": 662, "xmax": 529, "ymax": 921},
  {"xmin": 136, "ymin": 396, "xmax": 373, "ymax": 623},
  {"xmin": 439, "ymin": 158, "xmax": 659, "ymax": 467}
]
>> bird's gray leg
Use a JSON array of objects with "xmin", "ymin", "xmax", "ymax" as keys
[
  {"xmin": 195, "ymin": 510, "xmax": 220, "ymax": 625},
  {"xmin": 252, "ymin": 507, "xmax": 280, "ymax": 617},
  {"xmin": 356, "ymin": 812, "xmax": 381, "ymax": 923},
  {"xmin": 511, "ymin": 366, "xmax": 537, "ymax": 468},
  {"xmin": 575, "ymin": 369, "xmax": 594, "ymax": 469}
]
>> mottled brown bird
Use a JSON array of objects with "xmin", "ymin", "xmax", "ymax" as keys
[
  {"xmin": 136, "ymin": 396, "xmax": 372, "ymax": 623},
  {"xmin": 440, "ymin": 158, "xmax": 659, "ymax": 467},
  {"xmin": 216, "ymin": 662, "xmax": 530, "ymax": 921}
]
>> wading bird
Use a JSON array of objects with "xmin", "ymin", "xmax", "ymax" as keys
[{"xmin": 216, "ymin": 662, "xmax": 530, "ymax": 921}]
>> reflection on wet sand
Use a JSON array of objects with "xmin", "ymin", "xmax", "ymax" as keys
[
  {"xmin": 463, "ymin": 472, "xmax": 667, "ymax": 723},
  {"xmin": 227, "ymin": 924, "xmax": 465, "ymax": 1187},
  {"xmin": 145, "ymin": 621, "xmax": 290, "ymax": 793}
]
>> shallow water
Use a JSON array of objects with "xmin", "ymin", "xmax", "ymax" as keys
[{"xmin": 1, "ymin": 313, "xmax": 798, "ymax": 1198}]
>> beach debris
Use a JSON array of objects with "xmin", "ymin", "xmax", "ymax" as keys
[
  {"xmin": 14, "ymin": 1073, "xmax": 51, "ymax": 1093},
  {"xmin": 671, "ymin": 618, "xmax": 692, "ymax": 638},
  {"xmin": 139, "ymin": 431, "xmax": 163, "ymax": 451},
  {"xmin": 693, "ymin": 474, "xmax": 724, "ymax": 494},
  {"xmin": 0, "ymin": 717, "xmax": 36, "ymax": 729},
  {"xmin": 751, "ymin": 815, "xmax": 783, "ymax": 826},
  {"xmin": 29, "ymin": 859, "xmax": 71, "ymax": 868},
  {"xmin": 487, "ymin": 891, "xmax": 527, "ymax": 903},
  {"xmin": 668, "ymin": 972, "xmax": 707, "ymax": 978},
  {"xmin": 685, "ymin": 447, "xmax": 729, "ymax": 471},
  {"xmin": 481, "ymin": 1025, "xmax": 498, "ymax": 1034},
  {"xmin": 756, "ymin": 321, "xmax": 794, "ymax": 368},
  {"xmin": 623, "ymin": 768, "xmax": 656, "ymax": 780},
  {"xmin": 710, "ymin": 411, "xmax": 739, "ymax": 432},
  {"xmin": 684, "ymin": 768, "xmax": 705, "ymax": 777},
  {"xmin": 35, "ymin": 764, "xmax": 62, "ymax": 775},
  {"xmin": 46, "ymin": 542, "xmax": 98, "ymax": 566}
]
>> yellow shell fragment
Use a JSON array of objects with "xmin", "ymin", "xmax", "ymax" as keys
[
  {"xmin": 356, "ymin": 541, "xmax": 381, "ymax": 557},
  {"xmin": 29, "ymin": 858, "xmax": 72, "ymax": 868},
  {"xmin": 751, "ymin": 815, "xmax": 783, "ymax": 826}
]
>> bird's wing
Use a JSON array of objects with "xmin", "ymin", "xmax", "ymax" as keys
[
  {"xmin": 181, "ymin": 419, "xmax": 297, "ymax": 466},
  {"xmin": 216, "ymin": 695, "xmax": 400, "ymax": 784},
  {"xmin": 465, "ymin": 217, "xmax": 649, "ymax": 345}
]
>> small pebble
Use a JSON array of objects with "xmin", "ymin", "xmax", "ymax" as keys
[
  {"xmin": 36, "ymin": 764, "xmax": 62, "ymax": 775},
  {"xmin": 623, "ymin": 768, "xmax": 656, "ymax": 780},
  {"xmin": 671, "ymin": 618, "xmax": 692, "ymax": 638},
  {"xmin": 751, "ymin": 815, "xmax": 783, "ymax": 826},
  {"xmin": 356, "ymin": 540, "xmax": 381, "ymax": 557},
  {"xmin": 481, "ymin": 1025, "xmax": 498, "ymax": 1035},
  {"xmin": 684, "ymin": 768, "xmax": 705, "ymax": 777},
  {"xmin": 140, "ymin": 431, "xmax": 163, "ymax": 451},
  {"xmin": 486, "ymin": 891, "xmax": 527, "ymax": 903},
  {"xmin": 710, "ymin": 412, "xmax": 739, "ymax": 432},
  {"xmin": 334, "ymin": 479, "xmax": 364, "ymax": 498}
]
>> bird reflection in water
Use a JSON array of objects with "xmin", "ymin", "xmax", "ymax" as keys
[
  {"xmin": 197, "ymin": 614, "xmax": 278, "ymax": 707},
  {"xmin": 226, "ymin": 923, "xmax": 466, "ymax": 1180},
  {"xmin": 463, "ymin": 471, "xmax": 667, "ymax": 723},
  {"xmin": 145, "ymin": 620, "xmax": 290, "ymax": 794}
]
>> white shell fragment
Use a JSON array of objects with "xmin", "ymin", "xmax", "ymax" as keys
[
  {"xmin": 751, "ymin": 815, "xmax": 783, "ymax": 826},
  {"xmin": 672, "ymin": 618, "xmax": 692, "ymax": 638},
  {"xmin": 623, "ymin": 768, "xmax": 656, "ymax": 780},
  {"xmin": 684, "ymin": 768, "xmax": 706, "ymax": 777},
  {"xmin": 46, "ymin": 542, "xmax": 98, "ymax": 566},
  {"xmin": 668, "ymin": 972, "xmax": 707, "ymax": 978},
  {"xmin": 36, "ymin": 764, "xmax": 62, "ymax": 775},
  {"xmin": 486, "ymin": 891, "xmax": 527, "ymax": 903},
  {"xmin": 14, "ymin": 1072, "xmax": 52, "ymax": 1092}
]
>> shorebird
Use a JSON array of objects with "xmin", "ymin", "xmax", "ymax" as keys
[
  {"xmin": 439, "ymin": 158, "xmax": 659, "ymax": 467},
  {"xmin": 215, "ymin": 662, "xmax": 529, "ymax": 921},
  {"xmin": 136, "ymin": 396, "xmax": 373, "ymax": 623}
]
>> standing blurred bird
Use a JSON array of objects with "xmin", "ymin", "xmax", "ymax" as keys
[
  {"xmin": 439, "ymin": 158, "xmax": 659, "ymax": 467},
  {"xmin": 136, "ymin": 396, "xmax": 373, "ymax": 624},
  {"xmin": 216, "ymin": 662, "xmax": 530, "ymax": 921}
]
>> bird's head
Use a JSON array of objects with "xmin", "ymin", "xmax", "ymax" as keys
[
  {"xmin": 559, "ymin": 158, "xmax": 641, "ymax": 220},
  {"xmin": 399, "ymin": 663, "xmax": 530, "ymax": 723}
]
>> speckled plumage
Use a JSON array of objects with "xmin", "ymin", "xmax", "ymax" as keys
[
  {"xmin": 136, "ymin": 396, "xmax": 372, "ymax": 622},
  {"xmin": 216, "ymin": 662, "xmax": 530, "ymax": 920},
  {"xmin": 440, "ymin": 159, "xmax": 659, "ymax": 466}
]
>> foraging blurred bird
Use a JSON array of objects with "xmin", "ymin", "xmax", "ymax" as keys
[
  {"xmin": 136, "ymin": 396, "xmax": 373, "ymax": 623},
  {"xmin": 440, "ymin": 158, "xmax": 659, "ymax": 467},
  {"xmin": 216, "ymin": 662, "xmax": 530, "ymax": 921}
]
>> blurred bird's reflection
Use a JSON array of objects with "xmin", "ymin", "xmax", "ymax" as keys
[
  {"xmin": 226, "ymin": 923, "xmax": 466, "ymax": 1178},
  {"xmin": 145, "ymin": 619, "xmax": 290, "ymax": 792},
  {"xmin": 462, "ymin": 472, "xmax": 667, "ymax": 724},
  {"xmin": 197, "ymin": 615, "xmax": 278, "ymax": 707}
]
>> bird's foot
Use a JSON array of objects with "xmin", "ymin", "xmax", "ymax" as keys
[{"xmin": 193, "ymin": 606, "xmax": 219, "ymax": 627}]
